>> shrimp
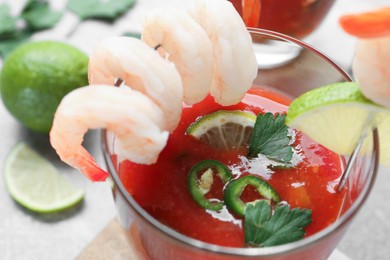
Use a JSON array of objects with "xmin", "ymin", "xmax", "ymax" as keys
[
  {"xmin": 88, "ymin": 36, "xmax": 183, "ymax": 131},
  {"xmin": 50, "ymin": 0, "xmax": 259, "ymax": 181},
  {"xmin": 340, "ymin": 7, "xmax": 390, "ymax": 108},
  {"xmin": 141, "ymin": 8, "xmax": 213, "ymax": 105},
  {"xmin": 50, "ymin": 85, "xmax": 169, "ymax": 181},
  {"xmin": 189, "ymin": 0, "xmax": 258, "ymax": 106}
]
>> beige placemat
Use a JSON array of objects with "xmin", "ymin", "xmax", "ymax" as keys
[{"xmin": 76, "ymin": 218, "xmax": 136, "ymax": 260}]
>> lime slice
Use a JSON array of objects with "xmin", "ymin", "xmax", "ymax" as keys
[
  {"xmin": 4, "ymin": 142, "xmax": 84, "ymax": 213},
  {"xmin": 186, "ymin": 110, "xmax": 256, "ymax": 149},
  {"xmin": 286, "ymin": 82, "xmax": 390, "ymax": 166}
]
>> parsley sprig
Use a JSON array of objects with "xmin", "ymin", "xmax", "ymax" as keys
[
  {"xmin": 67, "ymin": 0, "xmax": 135, "ymax": 21},
  {"xmin": 245, "ymin": 200, "xmax": 312, "ymax": 247},
  {"xmin": 248, "ymin": 112, "xmax": 293, "ymax": 163},
  {"xmin": 0, "ymin": 1, "xmax": 60, "ymax": 57}
]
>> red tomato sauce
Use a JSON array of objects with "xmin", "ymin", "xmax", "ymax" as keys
[{"xmin": 119, "ymin": 86, "xmax": 347, "ymax": 248}]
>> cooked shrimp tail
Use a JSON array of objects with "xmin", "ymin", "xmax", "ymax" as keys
[{"xmin": 50, "ymin": 85, "xmax": 169, "ymax": 182}]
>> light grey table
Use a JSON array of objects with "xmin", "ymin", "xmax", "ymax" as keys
[{"xmin": 1, "ymin": 0, "xmax": 389, "ymax": 259}]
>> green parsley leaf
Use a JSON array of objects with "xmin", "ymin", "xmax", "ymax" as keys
[
  {"xmin": 0, "ymin": 4, "xmax": 18, "ymax": 37},
  {"xmin": 245, "ymin": 200, "xmax": 312, "ymax": 247},
  {"xmin": 67, "ymin": 0, "xmax": 136, "ymax": 21},
  {"xmin": 248, "ymin": 112, "xmax": 293, "ymax": 163},
  {"xmin": 21, "ymin": 0, "xmax": 63, "ymax": 31}
]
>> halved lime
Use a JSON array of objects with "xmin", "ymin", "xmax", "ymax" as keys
[
  {"xmin": 286, "ymin": 82, "xmax": 390, "ymax": 166},
  {"xmin": 4, "ymin": 142, "xmax": 84, "ymax": 213},
  {"xmin": 186, "ymin": 110, "xmax": 256, "ymax": 149}
]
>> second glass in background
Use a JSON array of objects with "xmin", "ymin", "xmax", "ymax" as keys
[
  {"xmin": 230, "ymin": 0, "xmax": 337, "ymax": 68},
  {"xmin": 230, "ymin": 0, "xmax": 336, "ymax": 39}
]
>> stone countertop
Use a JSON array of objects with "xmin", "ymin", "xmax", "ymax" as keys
[{"xmin": 1, "ymin": 0, "xmax": 390, "ymax": 259}]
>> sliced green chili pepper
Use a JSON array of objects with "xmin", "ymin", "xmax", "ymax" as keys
[
  {"xmin": 188, "ymin": 160, "xmax": 233, "ymax": 211},
  {"xmin": 224, "ymin": 175, "xmax": 281, "ymax": 216}
]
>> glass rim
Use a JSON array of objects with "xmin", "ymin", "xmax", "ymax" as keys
[{"xmin": 101, "ymin": 28, "xmax": 380, "ymax": 257}]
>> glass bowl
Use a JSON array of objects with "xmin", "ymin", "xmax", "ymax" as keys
[{"xmin": 101, "ymin": 28, "xmax": 379, "ymax": 260}]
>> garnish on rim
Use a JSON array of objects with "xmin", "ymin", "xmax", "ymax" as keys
[{"xmin": 285, "ymin": 82, "xmax": 390, "ymax": 166}]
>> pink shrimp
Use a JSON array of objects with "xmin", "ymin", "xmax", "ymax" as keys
[
  {"xmin": 50, "ymin": 85, "xmax": 169, "ymax": 181},
  {"xmin": 189, "ymin": 0, "xmax": 258, "ymax": 106},
  {"xmin": 50, "ymin": 0, "xmax": 259, "ymax": 181},
  {"xmin": 340, "ymin": 7, "xmax": 390, "ymax": 108},
  {"xmin": 141, "ymin": 8, "xmax": 213, "ymax": 105},
  {"xmin": 88, "ymin": 36, "xmax": 183, "ymax": 131}
]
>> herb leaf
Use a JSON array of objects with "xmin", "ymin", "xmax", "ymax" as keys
[
  {"xmin": 245, "ymin": 200, "xmax": 312, "ymax": 247},
  {"xmin": 21, "ymin": 0, "xmax": 63, "ymax": 30},
  {"xmin": 0, "ymin": 30, "xmax": 32, "ymax": 58},
  {"xmin": 0, "ymin": 4, "xmax": 18, "ymax": 37},
  {"xmin": 0, "ymin": 1, "xmax": 62, "ymax": 58},
  {"xmin": 67, "ymin": 0, "xmax": 136, "ymax": 21},
  {"xmin": 248, "ymin": 113, "xmax": 293, "ymax": 163}
]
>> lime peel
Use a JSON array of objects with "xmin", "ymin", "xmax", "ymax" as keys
[
  {"xmin": 0, "ymin": 41, "xmax": 89, "ymax": 133},
  {"xmin": 4, "ymin": 142, "xmax": 84, "ymax": 213},
  {"xmin": 286, "ymin": 82, "xmax": 390, "ymax": 166}
]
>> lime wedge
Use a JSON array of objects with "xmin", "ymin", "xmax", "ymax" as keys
[
  {"xmin": 286, "ymin": 82, "xmax": 390, "ymax": 166},
  {"xmin": 186, "ymin": 110, "xmax": 256, "ymax": 149},
  {"xmin": 4, "ymin": 142, "xmax": 84, "ymax": 213}
]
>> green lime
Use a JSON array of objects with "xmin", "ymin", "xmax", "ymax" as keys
[
  {"xmin": 186, "ymin": 110, "xmax": 256, "ymax": 149},
  {"xmin": 0, "ymin": 41, "xmax": 88, "ymax": 133},
  {"xmin": 4, "ymin": 142, "xmax": 84, "ymax": 213},
  {"xmin": 286, "ymin": 82, "xmax": 390, "ymax": 166}
]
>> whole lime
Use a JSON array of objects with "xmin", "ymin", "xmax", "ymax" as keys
[{"xmin": 0, "ymin": 41, "xmax": 89, "ymax": 133}]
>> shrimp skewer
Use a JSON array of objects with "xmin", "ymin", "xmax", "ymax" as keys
[
  {"xmin": 50, "ymin": 0, "xmax": 259, "ymax": 181},
  {"xmin": 189, "ymin": 0, "xmax": 258, "ymax": 106},
  {"xmin": 88, "ymin": 37, "xmax": 183, "ymax": 131},
  {"xmin": 142, "ymin": 8, "xmax": 213, "ymax": 105},
  {"xmin": 340, "ymin": 7, "xmax": 390, "ymax": 108},
  {"xmin": 50, "ymin": 85, "xmax": 169, "ymax": 181}
]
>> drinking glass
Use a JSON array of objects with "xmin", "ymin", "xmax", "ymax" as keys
[
  {"xmin": 228, "ymin": 0, "xmax": 338, "ymax": 68},
  {"xmin": 102, "ymin": 28, "xmax": 379, "ymax": 260},
  {"xmin": 229, "ymin": 0, "xmax": 336, "ymax": 39}
]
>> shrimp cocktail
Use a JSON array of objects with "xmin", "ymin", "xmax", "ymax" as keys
[{"xmin": 49, "ymin": 1, "xmax": 389, "ymax": 259}]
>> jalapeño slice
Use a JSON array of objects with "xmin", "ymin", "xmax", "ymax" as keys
[
  {"xmin": 188, "ymin": 160, "xmax": 232, "ymax": 211},
  {"xmin": 224, "ymin": 175, "xmax": 281, "ymax": 216}
]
